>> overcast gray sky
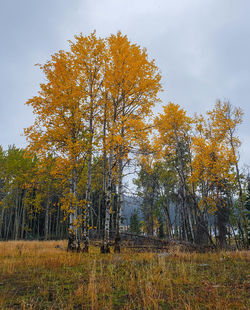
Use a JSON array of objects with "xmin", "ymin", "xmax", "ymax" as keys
[{"xmin": 0, "ymin": 0, "xmax": 249, "ymax": 165}]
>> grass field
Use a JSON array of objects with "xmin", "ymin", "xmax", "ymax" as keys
[{"xmin": 0, "ymin": 241, "xmax": 249, "ymax": 309}]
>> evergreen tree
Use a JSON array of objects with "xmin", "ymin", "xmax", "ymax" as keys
[{"xmin": 130, "ymin": 210, "xmax": 141, "ymax": 235}]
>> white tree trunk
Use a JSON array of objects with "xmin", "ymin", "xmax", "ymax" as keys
[{"xmin": 103, "ymin": 149, "xmax": 113, "ymax": 253}]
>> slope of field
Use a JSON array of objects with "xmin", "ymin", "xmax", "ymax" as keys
[{"xmin": 0, "ymin": 241, "xmax": 249, "ymax": 309}]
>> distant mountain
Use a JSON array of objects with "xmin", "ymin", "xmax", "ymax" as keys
[{"xmin": 121, "ymin": 195, "xmax": 143, "ymax": 225}]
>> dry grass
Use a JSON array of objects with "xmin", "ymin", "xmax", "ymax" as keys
[{"xmin": 0, "ymin": 241, "xmax": 249, "ymax": 309}]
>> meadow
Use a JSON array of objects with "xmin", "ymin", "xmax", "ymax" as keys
[{"xmin": 0, "ymin": 241, "xmax": 249, "ymax": 309}]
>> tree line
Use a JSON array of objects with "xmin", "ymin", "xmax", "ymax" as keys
[{"xmin": 0, "ymin": 32, "xmax": 249, "ymax": 250}]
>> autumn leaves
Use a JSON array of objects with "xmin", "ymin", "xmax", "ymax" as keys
[
  {"xmin": 25, "ymin": 32, "xmax": 162, "ymax": 252},
  {"xmin": 154, "ymin": 101, "xmax": 243, "ymax": 213},
  {"xmin": 139, "ymin": 100, "xmax": 246, "ymax": 247},
  {"xmin": 24, "ymin": 31, "xmax": 247, "ymax": 251}
]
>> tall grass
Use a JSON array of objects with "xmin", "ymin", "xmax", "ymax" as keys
[{"xmin": 0, "ymin": 241, "xmax": 249, "ymax": 309}]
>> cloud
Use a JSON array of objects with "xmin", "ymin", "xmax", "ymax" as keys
[{"xmin": 0, "ymin": 0, "xmax": 249, "ymax": 164}]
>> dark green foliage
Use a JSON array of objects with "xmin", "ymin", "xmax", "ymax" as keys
[{"xmin": 130, "ymin": 210, "xmax": 141, "ymax": 234}]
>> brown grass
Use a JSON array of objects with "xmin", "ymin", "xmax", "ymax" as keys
[{"xmin": 0, "ymin": 241, "xmax": 249, "ymax": 309}]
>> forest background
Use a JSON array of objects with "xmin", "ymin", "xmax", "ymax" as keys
[{"xmin": 0, "ymin": 1, "xmax": 250, "ymax": 251}]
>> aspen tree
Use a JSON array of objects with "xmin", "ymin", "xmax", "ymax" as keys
[
  {"xmin": 25, "ymin": 50, "xmax": 88, "ymax": 251},
  {"xmin": 101, "ymin": 32, "xmax": 162, "ymax": 252},
  {"xmin": 70, "ymin": 32, "xmax": 106, "ymax": 252},
  {"xmin": 155, "ymin": 103, "xmax": 196, "ymax": 242},
  {"xmin": 208, "ymin": 101, "xmax": 248, "ymax": 247},
  {"xmin": 25, "ymin": 32, "xmax": 161, "ymax": 252},
  {"xmin": 191, "ymin": 103, "xmax": 239, "ymax": 247}
]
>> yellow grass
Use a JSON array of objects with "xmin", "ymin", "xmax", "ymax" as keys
[{"xmin": 0, "ymin": 241, "xmax": 249, "ymax": 309}]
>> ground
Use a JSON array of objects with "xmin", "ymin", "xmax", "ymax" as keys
[{"xmin": 0, "ymin": 241, "xmax": 249, "ymax": 309}]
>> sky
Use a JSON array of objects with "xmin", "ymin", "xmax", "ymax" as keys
[{"xmin": 0, "ymin": 0, "xmax": 250, "ymax": 166}]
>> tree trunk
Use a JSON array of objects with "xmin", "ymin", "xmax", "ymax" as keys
[
  {"xmin": 102, "ymin": 150, "xmax": 113, "ymax": 254},
  {"xmin": 216, "ymin": 204, "xmax": 228, "ymax": 249},
  {"xmin": 83, "ymin": 104, "xmax": 94, "ymax": 252},
  {"xmin": 67, "ymin": 172, "xmax": 79, "ymax": 251},
  {"xmin": 44, "ymin": 199, "xmax": 49, "ymax": 240},
  {"xmin": 20, "ymin": 204, "xmax": 26, "ymax": 239},
  {"xmin": 14, "ymin": 189, "xmax": 19, "ymax": 240},
  {"xmin": 114, "ymin": 155, "xmax": 123, "ymax": 253},
  {"xmin": 0, "ymin": 206, "xmax": 4, "ymax": 238},
  {"xmin": 83, "ymin": 155, "xmax": 92, "ymax": 252}
]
